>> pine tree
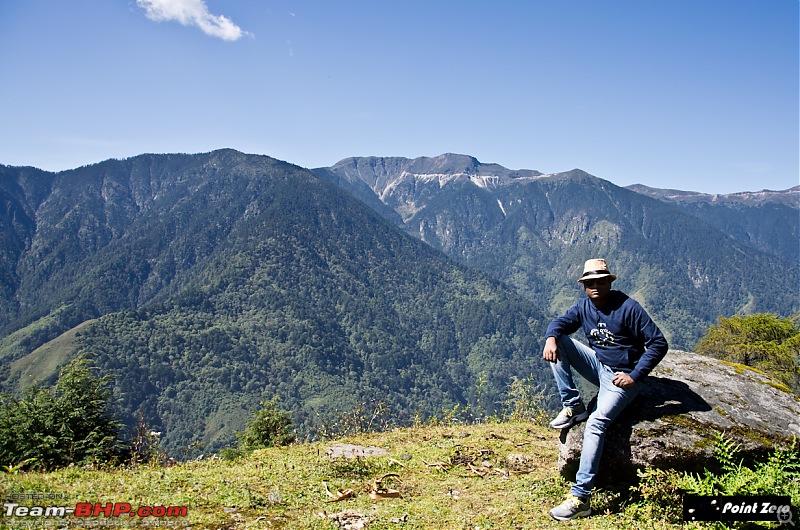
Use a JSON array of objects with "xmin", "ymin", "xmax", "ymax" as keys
[{"xmin": 0, "ymin": 356, "xmax": 123, "ymax": 470}]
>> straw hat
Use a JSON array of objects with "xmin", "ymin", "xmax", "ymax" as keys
[{"xmin": 577, "ymin": 258, "xmax": 617, "ymax": 283}]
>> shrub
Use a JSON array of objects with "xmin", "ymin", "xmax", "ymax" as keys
[
  {"xmin": 0, "ymin": 356, "xmax": 124, "ymax": 470},
  {"xmin": 503, "ymin": 375, "xmax": 551, "ymax": 425},
  {"xmin": 696, "ymin": 313, "xmax": 800, "ymax": 393},
  {"xmin": 237, "ymin": 398, "xmax": 295, "ymax": 451}
]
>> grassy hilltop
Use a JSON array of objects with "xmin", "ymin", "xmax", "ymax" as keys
[{"xmin": 2, "ymin": 421, "xmax": 700, "ymax": 530}]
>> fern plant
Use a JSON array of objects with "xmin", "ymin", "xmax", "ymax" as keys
[
  {"xmin": 631, "ymin": 431, "xmax": 800, "ymax": 527},
  {"xmin": 679, "ymin": 432, "xmax": 799, "ymax": 500}
]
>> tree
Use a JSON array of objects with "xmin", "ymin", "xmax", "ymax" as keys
[
  {"xmin": 695, "ymin": 313, "xmax": 800, "ymax": 393},
  {"xmin": 0, "ymin": 356, "xmax": 124, "ymax": 470},
  {"xmin": 237, "ymin": 399, "xmax": 295, "ymax": 450}
]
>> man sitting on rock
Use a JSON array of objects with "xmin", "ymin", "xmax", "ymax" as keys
[{"xmin": 542, "ymin": 258, "xmax": 668, "ymax": 521}]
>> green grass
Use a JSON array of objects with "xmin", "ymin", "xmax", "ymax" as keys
[
  {"xmin": 1, "ymin": 422, "xmax": 684, "ymax": 529},
  {"xmin": 7, "ymin": 319, "xmax": 92, "ymax": 391}
]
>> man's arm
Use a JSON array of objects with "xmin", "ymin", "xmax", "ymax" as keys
[
  {"xmin": 627, "ymin": 305, "xmax": 669, "ymax": 382},
  {"xmin": 542, "ymin": 303, "xmax": 583, "ymax": 363}
]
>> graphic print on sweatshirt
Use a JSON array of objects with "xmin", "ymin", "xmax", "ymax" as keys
[{"xmin": 590, "ymin": 322, "xmax": 616, "ymax": 346}]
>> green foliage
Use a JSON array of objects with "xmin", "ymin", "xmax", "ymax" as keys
[
  {"xmin": 696, "ymin": 313, "xmax": 800, "ymax": 393},
  {"xmin": 237, "ymin": 399, "xmax": 295, "ymax": 451},
  {"xmin": 0, "ymin": 356, "xmax": 124, "ymax": 470},
  {"xmin": 128, "ymin": 415, "xmax": 167, "ymax": 466},
  {"xmin": 502, "ymin": 375, "xmax": 551, "ymax": 426},
  {"xmin": 679, "ymin": 433, "xmax": 800, "ymax": 501},
  {"xmin": 314, "ymin": 398, "xmax": 394, "ymax": 440},
  {"xmin": 2, "ymin": 457, "xmax": 37, "ymax": 474},
  {"xmin": 327, "ymin": 455, "xmax": 380, "ymax": 480},
  {"xmin": 627, "ymin": 467, "xmax": 686, "ymax": 524},
  {"xmin": 630, "ymin": 432, "xmax": 800, "ymax": 528}
]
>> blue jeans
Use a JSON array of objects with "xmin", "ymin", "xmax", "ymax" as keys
[{"xmin": 551, "ymin": 336, "xmax": 643, "ymax": 499}]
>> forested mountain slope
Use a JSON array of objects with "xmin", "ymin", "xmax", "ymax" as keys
[
  {"xmin": 0, "ymin": 150, "xmax": 549, "ymax": 455},
  {"xmin": 318, "ymin": 154, "xmax": 799, "ymax": 349},
  {"xmin": 627, "ymin": 184, "xmax": 799, "ymax": 267}
]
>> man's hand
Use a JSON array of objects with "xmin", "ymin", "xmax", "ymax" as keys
[
  {"xmin": 612, "ymin": 372, "xmax": 635, "ymax": 389},
  {"xmin": 542, "ymin": 336, "xmax": 559, "ymax": 363}
]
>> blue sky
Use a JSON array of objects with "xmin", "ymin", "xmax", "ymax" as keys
[{"xmin": 0, "ymin": 1, "xmax": 796, "ymax": 194}]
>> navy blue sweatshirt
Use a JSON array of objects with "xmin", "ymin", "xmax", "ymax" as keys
[{"xmin": 545, "ymin": 290, "xmax": 668, "ymax": 382}]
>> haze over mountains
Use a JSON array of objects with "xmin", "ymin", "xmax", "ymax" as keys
[{"xmin": 0, "ymin": 149, "xmax": 797, "ymax": 455}]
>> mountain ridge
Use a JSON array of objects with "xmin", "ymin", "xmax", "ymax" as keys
[
  {"xmin": 624, "ymin": 182, "xmax": 799, "ymax": 266},
  {"xmin": 626, "ymin": 183, "xmax": 800, "ymax": 206},
  {"xmin": 321, "ymin": 153, "xmax": 797, "ymax": 199},
  {"xmin": 1, "ymin": 149, "xmax": 797, "ymax": 455},
  {"xmin": 318, "ymin": 153, "xmax": 799, "ymax": 349},
  {"xmin": 0, "ymin": 150, "xmax": 551, "ymax": 455}
]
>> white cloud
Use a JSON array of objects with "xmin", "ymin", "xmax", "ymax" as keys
[{"xmin": 137, "ymin": 0, "xmax": 251, "ymax": 41}]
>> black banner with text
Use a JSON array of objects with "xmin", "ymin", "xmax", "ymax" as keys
[{"xmin": 683, "ymin": 495, "xmax": 795, "ymax": 524}]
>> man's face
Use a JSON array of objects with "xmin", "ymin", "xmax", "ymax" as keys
[{"xmin": 582, "ymin": 276, "xmax": 612, "ymax": 304}]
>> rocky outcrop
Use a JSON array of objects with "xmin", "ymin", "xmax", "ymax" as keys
[
  {"xmin": 558, "ymin": 350, "xmax": 800, "ymax": 484},
  {"xmin": 325, "ymin": 444, "xmax": 388, "ymax": 460}
]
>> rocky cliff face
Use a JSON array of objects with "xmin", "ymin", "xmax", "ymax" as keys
[{"xmin": 558, "ymin": 350, "xmax": 800, "ymax": 484}]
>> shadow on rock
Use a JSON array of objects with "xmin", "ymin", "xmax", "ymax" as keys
[{"xmin": 557, "ymin": 350, "xmax": 800, "ymax": 487}]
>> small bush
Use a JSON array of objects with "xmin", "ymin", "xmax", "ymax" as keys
[
  {"xmin": 504, "ymin": 375, "xmax": 551, "ymax": 426},
  {"xmin": 0, "ymin": 356, "xmax": 124, "ymax": 470},
  {"xmin": 236, "ymin": 398, "xmax": 295, "ymax": 451}
]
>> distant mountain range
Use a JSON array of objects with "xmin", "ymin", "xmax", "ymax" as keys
[
  {"xmin": 626, "ymin": 183, "xmax": 799, "ymax": 266},
  {"xmin": 316, "ymin": 153, "xmax": 798, "ymax": 348},
  {"xmin": 625, "ymin": 183, "xmax": 799, "ymax": 206},
  {"xmin": 1, "ymin": 150, "xmax": 797, "ymax": 455}
]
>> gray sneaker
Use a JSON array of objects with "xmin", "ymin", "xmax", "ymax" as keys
[
  {"xmin": 548, "ymin": 402, "xmax": 589, "ymax": 429},
  {"xmin": 549, "ymin": 495, "xmax": 591, "ymax": 521}
]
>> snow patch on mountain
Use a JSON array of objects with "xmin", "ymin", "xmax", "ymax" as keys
[{"xmin": 497, "ymin": 199, "xmax": 507, "ymax": 217}]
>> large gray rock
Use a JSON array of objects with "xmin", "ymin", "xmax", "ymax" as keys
[{"xmin": 558, "ymin": 350, "xmax": 800, "ymax": 484}]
